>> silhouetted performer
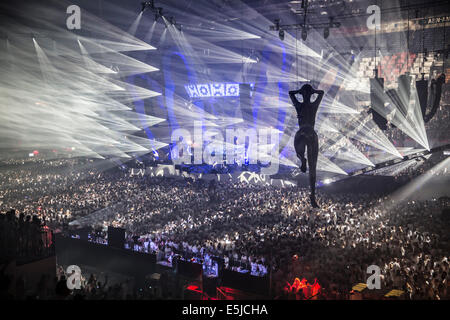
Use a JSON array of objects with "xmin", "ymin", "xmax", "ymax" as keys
[{"xmin": 289, "ymin": 84, "xmax": 324, "ymax": 208}]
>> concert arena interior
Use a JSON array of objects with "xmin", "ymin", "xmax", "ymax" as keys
[{"xmin": 1, "ymin": 0, "xmax": 450, "ymax": 306}]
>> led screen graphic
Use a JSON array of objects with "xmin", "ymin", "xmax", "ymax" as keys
[{"xmin": 185, "ymin": 83, "xmax": 240, "ymax": 98}]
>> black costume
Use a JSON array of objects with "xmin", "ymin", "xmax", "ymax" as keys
[{"xmin": 289, "ymin": 84, "xmax": 324, "ymax": 208}]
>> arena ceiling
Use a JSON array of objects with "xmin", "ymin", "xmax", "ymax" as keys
[{"xmin": 0, "ymin": 0, "xmax": 448, "ymax": 181}]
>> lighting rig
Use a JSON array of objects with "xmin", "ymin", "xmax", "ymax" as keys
[
  {"xmin": 269, "ymin": 17, "xmax": 340, "ymax": 41},
  {"xmin": 271, "ymin": 0, "xmax": 340, "ymax": 41},
  {"xmin": 165, "ymin": 16, "xmax": 182, "ymax": 32},
  {"xmin": 141, "ymin": 1, "xmax": 182, "ymax": 31}
]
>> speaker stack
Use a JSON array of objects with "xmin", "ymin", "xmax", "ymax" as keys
[{"xmin": 107, "ymin": 226, "xmax": 125, "ymax": 249}]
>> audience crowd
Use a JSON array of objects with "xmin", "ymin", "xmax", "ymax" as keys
[
  {"xmin": 0, "ymin": 209, "xmax": 53, "ymax": 262},
  {"xmin": 0, "ymin": 154, "xmax": 449, "ymax": 299}
]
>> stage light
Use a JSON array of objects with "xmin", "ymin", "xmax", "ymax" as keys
[
  {"xmin": 279, "ymin": 29, "xmax": 285, "ymax": 41},
  {"xmin": 274, "ymin": 19, "xmax": 280, "ymax": 31},
  {"xmin": 155, "ymin": 7, "xmax": 163, "ymax": 21},
  {"xmin": 301, "ymin": 28, "xmax": 307, "ymax": 41},
  {"xmin": 323, "ymin": 178, "xmax": 332, "ymax": 185},
  {"xmin": 164, "ymin": 15, "xmax": 181, "ymax": 31},
  {"xmin": 141, "ymin": 1, "xmax": 155, "ymax": 13}
]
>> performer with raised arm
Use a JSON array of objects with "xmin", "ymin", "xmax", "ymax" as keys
[{"xmin": 289, "ymin": 84, "xmax": 324, "ymax": 208}]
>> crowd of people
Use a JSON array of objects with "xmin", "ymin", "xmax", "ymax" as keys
[
  {"xmin": 1, "ymin": 155, "xmax": 449, "ymax": 299},
  {"xmin": 0, "ymin": 262, "xmax": 177, "ymax": 300},
  {"xmin": 0, "ymin": 209, "xmax": 53, "ymax": 262},
  {"xmin": 0, "ymin": 158, "xmax": 127, "ymax": 230}
]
